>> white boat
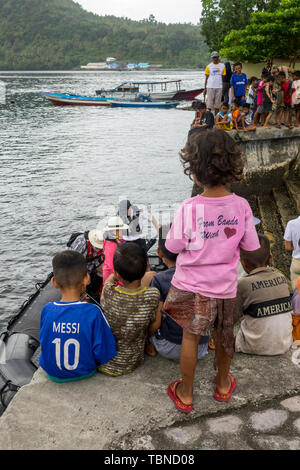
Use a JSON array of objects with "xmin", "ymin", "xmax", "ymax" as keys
[{"xmin": 96, "ymin": 80, "xmax": 203, "ymax": 101}]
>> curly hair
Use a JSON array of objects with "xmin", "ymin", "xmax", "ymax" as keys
[{"xmin": 180, "ymin": 128, "xmax": 244, "ymax": 187}]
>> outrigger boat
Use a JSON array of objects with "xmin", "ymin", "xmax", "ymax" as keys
[
  {"xmin": 96, "ymin": 80, "xmax": 204, "ymax": 101},
  {"xmin": 42, "ymin": 92, "xmax": 113, "ymax": 106},
  {"xmin": 43, "ymin": 92, "xmax": 179, "ymax": 109}
]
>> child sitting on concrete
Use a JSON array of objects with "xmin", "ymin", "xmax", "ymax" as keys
[
  {"xmin": 232, "ymin": 99, "xmax": 242, "ymax": 130},
  {"xmin": 39, "ymin": 251, "xmax": 116, "ymax": 382},
  {"xmin": 235, "ymin": 234, "xmax": 293, "ymax": 355},
  {"xmin": 146, "ymin": 225, "xmax": 209, "ymax": 361},
  {"xmin": 240, "ymin": 103, "xmax": 256, "ymax": 132},
  {"xmin": 99, "ymin": 242, "xmax": 160, "ymax": 376},
  {"xmin": 215, "ymin": 103, "xmax": 233, "ymax": 130}
]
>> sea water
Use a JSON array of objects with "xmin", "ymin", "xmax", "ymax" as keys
[{"xmin": 0, "ymin": 69, "xmax": 205, "ymax": 330}]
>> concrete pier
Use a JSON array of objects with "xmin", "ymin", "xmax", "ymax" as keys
[
  {"xmin": 0, "ymin": 127, "xmax": 299, "ymax": 450},
  {"xmin": 0, "ymin": 349, "xmax": 299, "ymax": 450}
]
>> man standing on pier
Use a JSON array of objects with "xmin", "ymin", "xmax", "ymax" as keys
[{"xmin": 203, "ymin": 51, "xmax": 226, "ymax": 115}]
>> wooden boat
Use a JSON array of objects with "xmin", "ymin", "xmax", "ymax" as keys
[
  {"xmin": 110, "ymin": 100, "xmax": 179, "ymax": 109},
  {"xmin": 43, "ymin": 92, "xmax": 113, "ymax": 106},
  {"xmin": 96, "ymin": 80, "xmax": 203, "ymax": 101}
]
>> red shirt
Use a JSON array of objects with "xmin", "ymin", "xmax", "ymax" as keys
[{"xmin": 281, "ymin": 81, "xmax": 291, "ymax": 104}]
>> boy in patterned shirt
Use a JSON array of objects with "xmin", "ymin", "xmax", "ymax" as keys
[{"xmin": 99, "ymin": 242, "xmax": 160, "ymax": 376}]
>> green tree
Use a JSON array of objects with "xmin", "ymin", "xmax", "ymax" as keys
[
  {"xmin": 220, "ymin": 0, "xmax": 300, "ymax": 66},
  {"xmin": 200, "ymin": 0, "xmax": 281, "ymax": 52},
  {"xmin": 0, "ymin": 0, "xmax": 211, "ymax": 69}
]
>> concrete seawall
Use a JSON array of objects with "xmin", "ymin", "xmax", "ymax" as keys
[
  {"xmin": 231, "ymin": 127, "xmax": 300, "ymax": 174},
  {"xmin": 192, "ymin": 127, "xmax": 300, "ymax": 279}
]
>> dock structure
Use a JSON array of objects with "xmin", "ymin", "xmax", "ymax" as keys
[
  {"xmin": 0, "ymin": 350, "xmax": 299, "ymax": 450},
  {"xmin": 0, "ymin": 128, "xmax": 299, "ymax": 450}
]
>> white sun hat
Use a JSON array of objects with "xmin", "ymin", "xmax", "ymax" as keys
[
  {"xmin": 103, "ymin": 216, "xmax": 129, "ymax": 232},
  {"xmin": 88, "ymin": 229, "xmax": 104, "ymax": 249}
]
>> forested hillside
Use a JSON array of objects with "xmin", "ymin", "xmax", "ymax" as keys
[{"xmin": 0, "ymin": 0, "xmax": 209, "ymax": 70}]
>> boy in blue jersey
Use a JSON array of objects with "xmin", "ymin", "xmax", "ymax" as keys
[
  {"xmin": 39, "ymin": 250, "xmax": 116, "ymax": 382},
  {"xmin": 230, "ymin": 62, "xmax": 248, "ymax": 106}
]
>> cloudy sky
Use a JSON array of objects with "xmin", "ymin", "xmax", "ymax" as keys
[{"xmin": 76, "ymin": 0, "xmax": 201, "ymax": 24}]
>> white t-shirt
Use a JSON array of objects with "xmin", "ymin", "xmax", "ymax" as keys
[
  {"xmin": 205, "ymin": 62, "xmax": 226, "ymax": 89},
  {"xmin": 284, "ymin": 216, "xmax": 300, "ymax": 259}
]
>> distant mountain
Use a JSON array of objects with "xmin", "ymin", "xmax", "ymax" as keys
[{"xmin": 0, "ymin": 0, "xmax": 210, "ymax": 70}]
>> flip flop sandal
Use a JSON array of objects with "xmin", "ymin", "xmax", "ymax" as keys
[
  {"xmin": 167, "ymin": 380, "xmax": 194, "ymax": 413},
  {"xmin": 214, "ymin": 373, "xmax": 237, "ymax": 402}
]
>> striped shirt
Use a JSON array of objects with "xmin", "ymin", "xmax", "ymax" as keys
[{"xmin": 99, "ymin": 281, "xmax": 160, "ymax": 376}]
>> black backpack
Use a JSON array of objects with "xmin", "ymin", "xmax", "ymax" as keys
[{"xmin": 66, "ymin": 231, "xmax": 104, "ymax": 264}]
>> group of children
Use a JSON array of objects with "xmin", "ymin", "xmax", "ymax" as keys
[
  {"xmin": 193, "ymin": 62, "xmax": 300, "ymax": 133},
  {"xmin": 39, "ymin": 127, "xmax": 300, "ymax": 414}
]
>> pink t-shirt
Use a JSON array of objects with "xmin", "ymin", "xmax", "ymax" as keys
[
  {"xmin": 256, "ymin": 80, "xmax": 264, "ymax": 106},
  {"xmin": 102, "ymin": 238, "xmax": 125, "ymax": 284},
  {"xmin": 166, "ymin": 194, "xmax": 260, "ymax": 299}
]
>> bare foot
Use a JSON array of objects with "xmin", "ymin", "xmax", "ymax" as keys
[
  {"xmin": 145, "ymin": 342, "xmax": 157, "ymax": 357},
  {"xmin": 173, "ymin": 381, "xmax": 193, "ymax": 406},
  {"xmin": 216, "ymin": 374, "xmax": 232, "ymax": 395},
  {"xmin": 263, "ymin": 125, "xmax": 271, "ymax": 129}
]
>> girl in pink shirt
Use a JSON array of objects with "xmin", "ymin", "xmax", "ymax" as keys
[
  {"xmin": 254, "ymin": 77, "xmax": 265, "ymax": 125},
  {"xmin": 164, "ymin": 129, "xmax": 260, "ymax": 412}
]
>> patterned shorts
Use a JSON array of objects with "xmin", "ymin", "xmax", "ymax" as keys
[{"xmin": 163, "ymin": 285, "xmax": 237, "ymax": 358}]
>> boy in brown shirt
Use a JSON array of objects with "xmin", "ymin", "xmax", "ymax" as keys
[
  {"xmin": 235, "ymin": 234, "xmax": 293, "ymax": 355},
  {"xmin": 99, "ymin": 242, "xmax": 160, "ymax": 376}
]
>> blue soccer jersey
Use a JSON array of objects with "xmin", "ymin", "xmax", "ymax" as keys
[
  {"xmin": 39, "ymin": 301, "xmax": 116, "ymax": 381},
  {"xmin": 230, "ymin": 73, "xmax": 248, "ymax": 97}
]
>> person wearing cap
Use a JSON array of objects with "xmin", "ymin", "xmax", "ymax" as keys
[
  {"xmin": 204, "ymin": 52, "xmax": 226, "ymax": 115},
  {"xmin": 102, "ymin": 216, "xmax": 129, "ymax": 284},
  {"xmin": 67, "ymin": 229, "xmax": 104, "ymax": 296}
]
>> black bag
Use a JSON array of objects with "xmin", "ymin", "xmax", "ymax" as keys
[{"xmin": 66, "ymin": 231, "xmax": 89, "ymax": 248}]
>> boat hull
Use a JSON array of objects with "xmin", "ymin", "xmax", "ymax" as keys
[
  {"xmin": 43, "ymin": 92, "xmax": 112, "ymax": 106},
  {"xmin": 173, "ymin": 88, "xmax": 204, "ymax": 101},
  {"xmin": 110, "ymin": 100, "xmax": 179, "ymax": 109}
]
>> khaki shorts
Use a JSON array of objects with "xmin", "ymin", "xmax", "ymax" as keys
[{"xmin": 206, "ymin": 88, "xmax": 223, "ymax": 110}]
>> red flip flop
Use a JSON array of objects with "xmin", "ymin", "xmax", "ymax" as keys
[
  {"xmin": 167, "ymin": 380, "xmax": 194, "ymax": 413},
  {"xmin": 214, "ymin": 373, "xmax": 236, "ymax": 402}
]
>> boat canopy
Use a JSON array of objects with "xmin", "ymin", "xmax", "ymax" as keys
[{"xmin": 109, "ymin": 80, "xmax": 182, "ymax": 92}]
